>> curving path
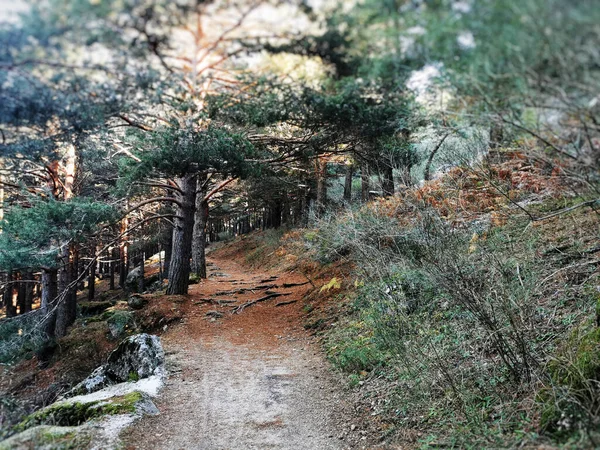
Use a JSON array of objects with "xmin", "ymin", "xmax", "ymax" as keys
[{"xmin": 122, "ymin": 255, "xmax": 350, "ymax": 450}]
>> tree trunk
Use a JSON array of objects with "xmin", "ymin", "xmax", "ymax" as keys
[
  {"xmin": 280, "ymin": 196, "xmax": 288, "ymax": 226},
  {"xmin": 109, "ymin": 247, "xmax": 116, "ymax": 290},
  {"xmin": 381, "ymin": 162, "xmax": 394, "ymax": 197},
  {"xmin": 23, "ymin": 270, "xmax": 34, "ymax": 313},
  {"xmin": 119, "ymin": 218, "xmax": 129, "ymax": 288},
  {"xmin": 41, "ymin": 268, "xmax": 58, "ymax": 338},
  {"xmin": 343, "ymin": 164, "xmax": 354, "ymax": 202},
  {"xmin": 162, "ymin": 228, "xmax": 172, "ymax": 278},
  {"xmin": 17, "ymin": 272, "xmax": 26, "ymax": 314},
  {"xmin": 3, "ymin": 271, "xmax": 16, "ymax": 317},
  {"xmin": 361, "ymin": 163, "xmax": 370, "ymax": 202},
  {"xmin": 167, "ymin": 174, "xmax": 197, "ymax": 295},
  {"xmin": 271, "ymin": 200, "xmax": 282, "ymax": 228},
  {"xmin": 55, "ymin": 245, "xmax": 73, "ymax": 338},
  {"xmin": 88, "ymin": 252, "xmax": 96, "ymax": 301},
  {"xmin": 192, "ymin": 177, "xmax": 209, "ymax": 279},
  {"xmin": 315, "ymin": 158, "xmax": 327, "ymax": 218}
]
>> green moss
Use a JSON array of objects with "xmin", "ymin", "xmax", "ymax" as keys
[
  {"xmin": 127, "ymin": 371, "xmax": 140, "ymax": 382},
  {"xmin": 13, "ymin": 392, "xmax": 144, "ymax": 433},
  {"xmin": 106, "ymin": 311, "xmax": 135, "ymax": 339},
  {"xmin": 0, "ymin": 425, "xmax": 91, "ymax": 450}
]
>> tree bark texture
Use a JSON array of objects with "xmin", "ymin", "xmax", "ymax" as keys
[
  {"xmin": 192, "ymin": 177, "xmax": 209, "ymax": 279},
  {"xmin": 167, "ymin": 174, "xmax": 197, "ymax": 295},
  {"xmin": 381, "ymin": 162, "xmax": 394, "ymax": 197},
  {"xmin": 41, "ymin": 268, "xmax": 58, "ymax": 338},
  {"xmin": 3, "ymin": 271, "xmax": 16, "ymax": 317},
  {"xmin": 343, "ymin": 164, "xmax": 354, "ymax": 202},
  {"xmin": 55, "ymin": 244, "xmax": 75, "ymax": 338},
  {"xmin": 361, "ymin": 163, "xmax": 370, "ymax": 202}
]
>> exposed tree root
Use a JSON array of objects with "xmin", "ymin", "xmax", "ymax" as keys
[{"xmin": 231, "ymin": 292, "xmax": 290, "ymax": 314}]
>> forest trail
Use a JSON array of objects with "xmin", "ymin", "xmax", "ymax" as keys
[{"xmin": 122, "ymin": 253, "xmax": 351, "ymax": 450}]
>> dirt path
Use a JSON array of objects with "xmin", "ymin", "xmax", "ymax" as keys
[{"xmin": 123, "ymin": 256, "xmax": 353, "ymax": 450}]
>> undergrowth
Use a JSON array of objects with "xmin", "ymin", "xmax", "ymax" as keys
[{"xmin": 303, "ymin": 157, "xmax": 600, "ymax": 448}]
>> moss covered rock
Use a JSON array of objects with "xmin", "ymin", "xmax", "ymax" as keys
[
  {"xmin": 0, "ymin": 425, "xmax": 90, "ymax": 450},
  {"xmin": 13, "ymin": 391, "xmax": 144, "ymax": 433},
  {"xmin": 66, "ymin": 334, "xmax": 164, "ymax": 397}
]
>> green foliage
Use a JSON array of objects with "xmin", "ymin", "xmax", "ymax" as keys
[
  {"xmin": 0, "ymin": 197, "xmax": 116, "ymax": 271},
  {"xmin": 121, "ymin": 126, "xmax": 259, "ymax": 182}
]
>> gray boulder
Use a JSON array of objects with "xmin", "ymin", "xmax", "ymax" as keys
[
  {"xmin": 67, "ymin": 334, "xmax": 164, "ymax": 397},
  {"xmin": 125, "ymin": 266, "xmax": 143, "ymax": 292},
  {"xmin": 105, "ymin": 333, "xmax": 164, "ymax": 381},
  {"xmin": 127, "ymin": 294, "xmax": 148, "ymax": 310}
]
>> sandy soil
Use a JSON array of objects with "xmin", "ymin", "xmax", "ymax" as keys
[{"xmin": 122, "ymin": 256, "xmax": 355, "ymax": 450}]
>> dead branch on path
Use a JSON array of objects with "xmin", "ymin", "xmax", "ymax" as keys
[
  {"xmin": 231, "ymin": 292, "xmax": 291, "ymax": 314},
  {"xmin": 214, "ymin": 284, "xmax": 278, "ymax": 296},
  {"xmin": 275, "ymin": 300, "xmax": 297, "ymax": 307},
  {"xmin": 282, "ymin": 282, "xmax": 310, "ymax": 288},
  {"xmin": 194, "ymin": 298, "xmax": 237, "ymax": 306}
]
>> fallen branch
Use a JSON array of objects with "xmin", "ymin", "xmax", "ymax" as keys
[
  {"xmin": 232, "ymin": 292, "xmax": 290, "ymax": 314},
  {"xmin": 275, "ymin": 300, "xmax": 297, "ymax": 307},
  {"xmin": 194, "ymin": 298, "xmax": 237, "ymax": 306},
  {"xmin": 282, "ymin": 282, "xmax": 310, "ymax": 288},
  {"xmin": 533, "ymin": 199, "xmax": 599, "ymax": 222},
  {"xmin": 259, "ymin": 276, "xmax": 278, "ymax": 283},
  {"xmin": 214, "ymin": 284, "xmax": 277, "ymax": 296}
]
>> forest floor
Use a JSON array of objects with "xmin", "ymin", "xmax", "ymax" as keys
[{"xmin": 121, "ymin": 248, "xmax": 376, "ymax": 450}]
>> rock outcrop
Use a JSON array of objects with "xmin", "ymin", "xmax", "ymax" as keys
[
  {"xmin": 67, "ymin": 333, "xmax": 164, "ymax": 397},
  {"xmin": 1, "ymin": 334, "xmax": 166, "ymax": 450}
]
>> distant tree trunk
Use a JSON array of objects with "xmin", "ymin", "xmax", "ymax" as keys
[
  {"xmin": 343, "ymin": 164, "xmax": 354, "ymax": 202},
  {"xmin": 381, "ymin": 162, "xmax": 394, "ymax": 197},
  {"xmin": 315, "ymin": 158, "xmax": 327, "ymax": 217},
  {"xmin": 55, "ymin": 245, "xmax": 75, "ymax": 338},
  {"xmin": 23, "ymin": 270, "xmax": 33, "ymax": 313},
  {"xmin": 192, "ymin": 177, "xmax": 209, "ymax": 279},
  {"xmin": 281, "ymin": 197, "xmax": 288, "ymax": 226},
  {"xmin": 17, "ymin": 272, "xmax": 26, "ymax": 314},
  {"xmin": 109, "ymin": 247, "xmax": 116, "ymax": 290},
  {"xmin": 3, "ymin": 271, "xmax": 16, "ymax": 317},
  {"xmin": 119, "ymin": 218, "xmax": 129, "ymax": 288},
  {"xmin": 167, "ymin": 174, "xmax": 197, "ymax": 295},
  {"xmin": 271, "ymin": 200, "xmax": 282, "ymax": 228},
  {"xmin": 88, "ymin": 252, "xmax": 96, "ymax": 301},
  {"xmin": 68, "ymin": 245, "xmax": 78, "ymax": 321},
  {"xmin": 361, "ymin": 163, "xmax": 370, "ymax": 202},
  {"xmin": 41, "ymin": 268, "xmax": 58, "ymax": 337}
]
